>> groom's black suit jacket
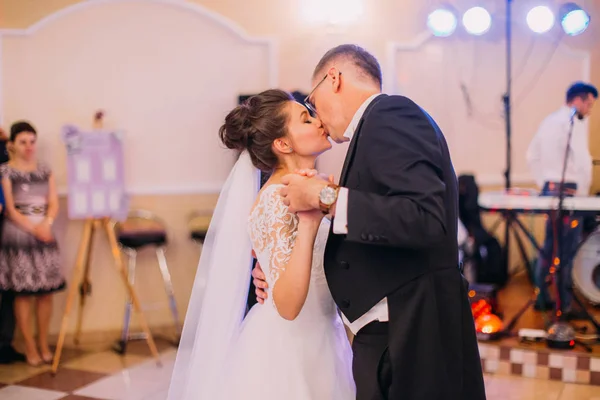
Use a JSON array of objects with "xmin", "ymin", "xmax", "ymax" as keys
[
  {"xmin": 324, "ymin": 94, "xmax": 485, "ymax": 400},
  {"xmin": 324, "ymin": 94, "xmax": 458, "ymax": 320}
]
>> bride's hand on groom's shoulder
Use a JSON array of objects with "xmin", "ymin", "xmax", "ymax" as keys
[
  {"xmin": 252, "ymin": 263, "xmax": 269, "ymax": 304},
  {"xmin": 295, "ymin": 169, "xmax": 335, "ymax": 184},
  {"xmin": 294, "ymin": 168, "xmax": 318, "ymax": 177}
]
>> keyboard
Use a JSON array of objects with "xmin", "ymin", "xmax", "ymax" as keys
[{"xmin": 478, "ymin": 192, "xmax": 600, "ymax": 213}]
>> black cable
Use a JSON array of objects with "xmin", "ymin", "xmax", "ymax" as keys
[
  {"xmin": 511, "ymin": 36, "xmax": 536, "ymax": 84},
  {"xmin": 457, "ymin": 80, "xmax": 504, "ymax": 128},
  {"xmin": 512, "ymin": 33, "xmax": 564, "ymax": 108}
]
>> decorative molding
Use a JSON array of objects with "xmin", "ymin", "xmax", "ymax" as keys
[
  {"xmin": 0, "ymin": 0, "xmax": 277, "ymax": 89},
  {"xmin": 385, "ymin": 31, "xmax": 591, "ymax": 94},
  {"xmin": 57, "ymin": 182, "xmax": 224, "ymax": 196},
  {"xmin": 0, "ymin": 0, "xmax": 278, "ymax": 195},
  {"xmin": 54, "ymin": 173, "xmax": 532, "ymax": 198},
  {"xmin": 0, "ymin": 0, "xmax": 278, "ymax": 89},
  {"xmin": 384, "ymin": 31, "xmax": 433, "ymax": 94},
  {"xmin": 385, "ymin": 31, "xmax": 589, "ymax": 191}
]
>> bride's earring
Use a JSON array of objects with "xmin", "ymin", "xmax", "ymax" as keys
[{"xmin": 288, "ymin": 147, "xmax": 293, "ymax": 153}]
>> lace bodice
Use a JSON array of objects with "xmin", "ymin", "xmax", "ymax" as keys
[{"xmin": 248, "ymin": 184, "xmax": 335, "ymax": 320}]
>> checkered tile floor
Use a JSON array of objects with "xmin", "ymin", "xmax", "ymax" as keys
[
  {"xmin": 479, "ymin": 340, "xmax": 600, "ymax": 386},
  {"xmin": 1, "ymin": 339, "xmax": 599, "ymax": 399},
  {"xmin": 0, "ymin": 339, "xmax": 176, "ymax": 400}
]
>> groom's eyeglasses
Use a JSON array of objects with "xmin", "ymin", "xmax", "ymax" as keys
[{"xmin": 304, "ymin": 72, "xmax": 341, "ymax": 116}]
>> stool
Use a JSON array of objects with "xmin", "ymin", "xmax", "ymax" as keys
[
  {"xmin": 113, "ymin": 210, "xmax": 181, "ymax": 354},
  {"xmin": 188, "ymin": 211, "xmax": 212, "ymax": 243}
]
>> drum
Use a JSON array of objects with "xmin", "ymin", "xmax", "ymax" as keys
[{"xmin": 572, "ymin": 228, "xmax": 600, "ymax": 304}]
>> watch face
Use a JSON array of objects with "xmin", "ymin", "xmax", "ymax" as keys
[{"xmin": 320, "ymin": 187, "xmax": 337, "ymax": 205}]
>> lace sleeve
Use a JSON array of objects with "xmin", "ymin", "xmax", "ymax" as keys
[
  {"xmin": 249, "ymin": 186, "xmax": 300, "ymax": 313},
  {"xmin": 264, "ymin": 191, "xmax": 298, "ymax": 290}
]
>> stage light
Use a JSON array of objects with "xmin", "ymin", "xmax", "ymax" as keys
[
  {"xmin": 546, "ymin": 321, "xmax": 576, "ymax": 349},
  {"xmin": 427, "ymin": 6, "xmax": 458, "ymax": 37},
  {"xmin": 526, "ymin": 6, "xmax": 555, "ymax": 34},
  {"xmin": 471, "ymin": 299, "xmax": 492, "ymax": 320},
  {"xmin": 560, "ymin": 3, "xmax": 590, "ymax": 36},
  {"xmin": 475, "ymin": 314, "xmax": 504, "ymax": 340},
  {"xmin": 462, "ymin": 6, "xmax": 492, "ymax": 36}
]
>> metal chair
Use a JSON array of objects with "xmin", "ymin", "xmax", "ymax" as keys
[
  {"xmin": 112, "ymin": 210, "xmax": 181, "ymax": 354},
  {"xmin": 187, "ymin": 211, "xmax": 212, "ymax": 243}
]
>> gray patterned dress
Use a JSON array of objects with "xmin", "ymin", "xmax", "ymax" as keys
[{"xmin": 0, "ymin": 163, "xmax": 65, "ymax": 295}]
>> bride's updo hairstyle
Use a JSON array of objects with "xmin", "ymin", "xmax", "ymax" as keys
[{"xmin": 219, "ymin": 89, "xmax": 294, "ymax": 172}]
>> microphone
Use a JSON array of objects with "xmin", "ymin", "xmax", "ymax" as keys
[
  {"xmin": 569, "ymin": 107, "xmax": 577, "ymax": 121},
  {"xmin": 568, "ymin": 107, "xmax": 585, "ymax": 121}
]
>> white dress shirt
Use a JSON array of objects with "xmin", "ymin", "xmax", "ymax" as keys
[
  {"xmin": 332, "ymin": 93, "xmax": 389, "ymax": 335},
  {"xmin": 526, "ymin": 106, "xmax": 592, "ymax": 196}
]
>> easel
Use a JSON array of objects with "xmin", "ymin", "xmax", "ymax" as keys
[{"xmin": 52, "ymin": 112, "xmax": 161, "ymax": 374}]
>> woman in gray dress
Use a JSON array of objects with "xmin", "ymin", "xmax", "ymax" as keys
[{"xmin": 0, "ymin": 121, "xmax": 64, "ymax": 366}]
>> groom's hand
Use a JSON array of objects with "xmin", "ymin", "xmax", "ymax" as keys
[
  {"xmin": 252, "ymin": 263, "xmax": 269, "ymax": 304},
  {"xmin": 280, "ymin": 174, "xmax": 329, "ymax": 213}
]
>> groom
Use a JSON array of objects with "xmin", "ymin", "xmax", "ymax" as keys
[{"xmin": 253, "ymin": 44, "xmax": 486, "ymax": 399}]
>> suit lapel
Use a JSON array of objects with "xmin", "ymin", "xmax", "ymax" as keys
[
  {"xmin": 339, "ymin": 119, "xmax": 364, "ymax": 186},
  {"xmin": 338, "ymin": 94, "xmax": 385, "ymax": 186}
]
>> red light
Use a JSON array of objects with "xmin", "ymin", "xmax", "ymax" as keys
[
  {"xmin": 471, "ymin": 299, "xmax": 493, "ymax": 320},
  {"xmin": 570, "ymin": 340, "xmax": 575, "ymax": 346},
  {"xmin": 475, "ymin": 314, "xmax": 503, "ymax": 334}
]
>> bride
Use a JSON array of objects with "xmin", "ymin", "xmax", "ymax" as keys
[{"xmin": 167, "ymin": 89, "xmax": 355, "ymax": 399}]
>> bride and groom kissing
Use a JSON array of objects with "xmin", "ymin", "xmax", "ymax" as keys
[{"xmin": 167, "ymin": 44, "xmax": 487, "ymax": 400}]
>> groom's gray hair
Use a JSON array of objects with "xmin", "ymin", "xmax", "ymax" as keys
[{"xmin": 313, "ymin": 44, "xmax": 382, "ymax": 90}]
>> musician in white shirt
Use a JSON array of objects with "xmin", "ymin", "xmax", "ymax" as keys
[{"xmin": 526, "ymin": 82, "xmax": 597, "ymax": 317}]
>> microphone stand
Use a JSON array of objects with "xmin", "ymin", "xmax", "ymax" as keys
[
  {"xmin": 552, "ymin": 113, "xmax": 575, "ymax": 318},
  {"xmin": 489, "ymin": 0, "xmax": 539, "ymax": 276},
  {"xmin": 550, "ymin": 112, "xmax": 600, "ymax": 336},
  {"xmin": 486, "ymin": 0, "xmax": 543, "ymax": 337}
]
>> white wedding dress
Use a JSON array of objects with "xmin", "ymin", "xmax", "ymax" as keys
[
  {"xmin": 219, "ymin": 184, "xmax": 355, "ymax": 399},
  {"xmin": 167, "ymin": 152, "xmax": 354, "ymax": 400}
]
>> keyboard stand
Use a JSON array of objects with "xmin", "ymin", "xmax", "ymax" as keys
[{"xmin": 488, "ymin": 210, "xmax": 541, "ymax": 282}]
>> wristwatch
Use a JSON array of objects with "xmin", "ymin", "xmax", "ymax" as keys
[{"xmin": 319, "ymin": 184, "xmax": 339, "ymax": 214}]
